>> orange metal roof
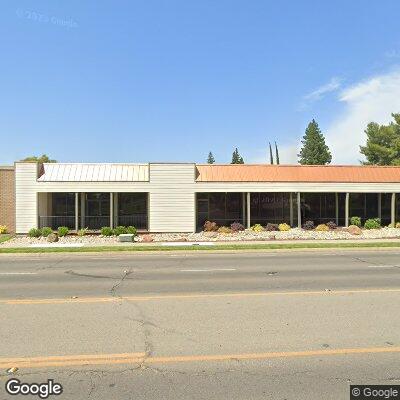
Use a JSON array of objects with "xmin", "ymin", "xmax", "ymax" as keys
[{"xmin": 195, "ymin": 164, "xmax": 400, "ymax": 183}]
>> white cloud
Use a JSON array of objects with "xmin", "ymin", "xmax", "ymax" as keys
[
  {"xmin": 303, "ymin": 77, "xmax": 342, "ymax": 102},
  {"xmin": 325, "ymin": 68, "xmax": 400, "ymax": 164}
]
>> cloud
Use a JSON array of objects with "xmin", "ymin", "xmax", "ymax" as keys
[
  {"xmin": 325, "ymin": 68, "xmax": 400, "ymax": 164},
  {"xmin": 303, "ymin": 77, "xmax": 342, "ymax": 102}
]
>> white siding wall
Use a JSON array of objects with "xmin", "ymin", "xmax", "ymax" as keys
[
  {"xmin": 15, "ymin": 163, "xmax": 38, "ymax": 233},
  {"xmin": 149, "ymin": 164, "xmax": 195, "ymax": 232}
]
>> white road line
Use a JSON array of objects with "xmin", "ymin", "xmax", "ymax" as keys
[
  {"xmin": 0, "ymin": 272, "xmax": 37, "ymax": 275},
  {"xmin": 180, "ymin": 268, "xmax": 237, "ymax": 272},
  {"xmin": 368, "ymin": 265, "xmax": 395, "ymax": 268}
]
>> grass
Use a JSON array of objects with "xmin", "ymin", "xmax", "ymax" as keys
[
  {"xmin": 1, "ymin": 241, "xmax": 400, "ymax": 254},
  {"xmin": 0, "ymin": 234, "xmax": 12, "ymax": 244}
]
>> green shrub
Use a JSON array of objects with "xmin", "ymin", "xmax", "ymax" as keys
[
  {"xmin": 101, "ymin": 226, "xmax": 113, "ymax": 236},
  {"xmin": 315, "ymin": 224, "xmax": 329, "ymax": 232},
  {"xmin": 126, "ymin": 226, "xmax": 137, "ymax": 235},
  {"xmin": 250, "ymin": 224, "xmax": 264, "ymax": 232},
  {"xmin": 364, "ymin": 218, "xmax": 381, "ymax": 230},
  {"xmin": 77, "ymin": 228, "xmax": 88, "ymax": 236},
  {"xmin": 217, "ymin": 226, "xmax": 232, "ymax": 234},
  {"xmin": 350, "ymin": 216, "xmax": 361, "ymax": 227},
  {"xmin": 113, "ymin": 226, "xmax": 128, "ymax": 236},
  {"xmin": 57, "ymin": 226, "xmax": 69, "ymax": 237},
  {"xmin": 28, "ymin": 228, "xmax": 42, "ymax": 238},
  {"xmin": 41, "ymin": 227, "xmax": 53, "ymax": 237},
  {"xmin": 278, "ymin": 223, "xmax": 290, "ymax": 232},
  {"xmin": 0, "ymin": 225, "xmax": 8, "ymax": 234}
]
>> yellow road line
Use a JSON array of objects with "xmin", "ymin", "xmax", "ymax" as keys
[
  {"xmin": 2, "ymin": 288, "xmax": 400, "ymax": 305},
  {"xmin": 1, "ymin": 347, "xmax": 399, "ymax": 369}
]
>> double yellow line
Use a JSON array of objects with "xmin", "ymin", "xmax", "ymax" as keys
[
  {"xmin": 2, "ymin": 288, "xmax": 400, "ymax": 305},
  {"xmin": 2, "ymin": 347, "xmax": 400, "ymax": 369}
]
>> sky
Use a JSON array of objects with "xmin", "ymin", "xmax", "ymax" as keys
[{"xmin": 1, "ymin": 0, "xmax": 400, "ymax": 165}]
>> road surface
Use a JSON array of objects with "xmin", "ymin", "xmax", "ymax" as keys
[{"xmin": 0, "ymin": 249, "xmax": 399, "ymax": 399}]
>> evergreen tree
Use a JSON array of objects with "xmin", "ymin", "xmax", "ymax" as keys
[
  {"xmin": 207, "ymin": 151, "xmax": 215, "ymax": 164},
  {"xmin": 231, "ymin": 148, "xmax": 244, "ymax": 164},
  {"xmin": 269, "ymin": 142, "xmax": 274, "ymax": 164},
  {"xmin": 298, "ymin": 120, "xmax": 332, "ymax": 165},
  {"xmin": 360, "ymin": 113, "xmax": 400, "ymax": 165},
  {"xmin": 275, "ymin": 141, "xmax": 280, "ymax": 165}
]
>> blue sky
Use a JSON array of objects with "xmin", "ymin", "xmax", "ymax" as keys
[{"xmin": 1, "ymin": 0, "xmax": 400, "ymax": 164}]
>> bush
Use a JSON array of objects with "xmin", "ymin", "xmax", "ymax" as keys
[
  {"xmin": 326, "ymin": 221, "xmax": 337, "ymax": 230},
  {"xmin": 364, "ymin": 218, "xmax": 381, "ymax": 230},
  {"xmin": 77, "ymin": 228, "xmax": 88, "ymax": 237},
  {"xmin": 41, "ymin": 227, "xmax": 53, "ymax": 237},
  {"xmin": 126, "ymin": 226, "xmax": 137, "ymax": 235},
  {"xmin": 265, "ymin": 223, "xmax": 279, "ymax": 231},
  {"xmin": 230, "ymin": 222, "xmax": 245, "ymax": 232},
  {"xmin": 302, "ymin": 220, "xmax": 315, "ymax": 230},
  {"xmin": 57, "ymin": 226, "xmax": 69, "ymax": 237},
  {"xmin": 217, "ymin": 226, "xmax": 232, "ymax": 234},
  {"xmin": 396, "ymin": 222, "xmax": 400, "ymax": 229},
  {"xmin": 315, "ymin": 224, "xmax": 329, "ymax": 232},
  {"xmin": 278, "ymin": 223, "xmax": 290, "ymax": 232},
  {"xmin": 101, "ymin": 226, "xmax": 113, "ymax": 236},
  {"xmin": 0, "ymin": 225, "xmax": 8, "ymax": 234},
  {"xmin": 28, "ymin": 228, "xmax": 42, "ymax": 238},
  {"xmin": 203, "ymin": 220, "xmax": 218, "ymax": 232},
  {"xmin": 113, "ymin": 226, "xmax": 128, "ymax": 236},
  {"xmin": 250, "ymin": 224, "xmax": 264, "ymax": 232},
  {"xmin": 350, "ymin": 216, "xmax": 361, "ymax": 227}
]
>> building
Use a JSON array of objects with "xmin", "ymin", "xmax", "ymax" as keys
[{"xmin": 1, "ymin": 162, "xmax": 400, "ymax": 234}]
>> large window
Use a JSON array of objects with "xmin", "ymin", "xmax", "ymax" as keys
[
  {"xmin": 117, "ymin": 193, "xmax": 148, "ymax": 229},
  {"xmin": 349, "ymin": 193, "xmax": 379, "ymax": 224},
  {"xmin": 301, "ymin": 193, "xmax": 336, "ymax": 225},
  {"xmin": 251, "ymin": 193, "xmax": 292, "ymax": 225},
  {"xmin": 52, "ymin": 193, "xmax": 75, "ymax": 216},
  {"xmin": 196, "ymin": 193, "xmax": 243, "ymax": 230}
]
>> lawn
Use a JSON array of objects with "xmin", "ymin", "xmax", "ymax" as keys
[{"xmin": 1, "ymin": 241, "xmax": 400, "ymax": 253}]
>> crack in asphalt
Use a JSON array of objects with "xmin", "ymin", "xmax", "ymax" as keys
[{"xmin": 109, "ymin": 269, "xmax": 133, "ymax": 298}]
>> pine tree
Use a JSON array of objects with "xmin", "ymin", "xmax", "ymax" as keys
[
  {"xmin": 275, "ymin": 142, "xmax": 280, "ymax": 165},
  {"xmin": 360, "ymin": 113, "xmax": 400, "ymax": 165},
  {"xmin": 231, "ymin": 148, "xmax": 244, "ymax": 164},
  {"xmin": 298, "ymin": 119, "xmax": 332, "ymax": 165},
  {"xmin": 269, "ymin": 142, "xmax": 274, "ymax": 164},
  {"xmin": 207, "ymin": 152, "xmax": 215, "ymax": 164}
]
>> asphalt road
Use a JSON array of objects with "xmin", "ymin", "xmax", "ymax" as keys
[{"xmin": 0, "ymin": 249, "xmax": 400, "ymax": 399}]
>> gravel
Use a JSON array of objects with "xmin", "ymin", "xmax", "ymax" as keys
[{"xmin": 2, "ymin": 227, "xmax": 400, "ymax": 247}]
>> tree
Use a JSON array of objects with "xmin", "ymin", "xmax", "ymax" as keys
[
  {"xmin": 298, "ymin": 120, "xmax": 331, "ymax": 165},
  {"xmin": 269, "ymin": 142, "xmax": 274, "ymax": 164},
  {"xmin": 360, "ymin": 113, "xmax": 400, "ymax": 165},
  {"xmin": 207, "ymin": 152, "xmax": 215, "ymax": 164},
  {"xmin": 275, "ymin": 141, "xmax": 280, "ymax": 165},
  {"xmin": 21, "ymin": 154, "xmax": 57, "ymax": 163},
  {"xmin": 231, "ymin": 148, "xmax": 244, "ymax": 164}
]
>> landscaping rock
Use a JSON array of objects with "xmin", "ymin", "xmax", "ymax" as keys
[
  {"xmin": 347, "ymin": 225, "xmax": 362, "ymax": 235},
  {"xmin": 141, "ymin": 234, "xmax": 154, "ymax": 242},
  {"xmin": 203, "ymin": 231, "xmax": 218, "ymax": 238},
  {"xmin": 118, "ymin": 234, "xmax": 134, "ymax": 242},
  {"xmin": 47, "ymin": 233, "xmax": 59, "ymax": 243}
]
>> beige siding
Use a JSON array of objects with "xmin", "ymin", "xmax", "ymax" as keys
[
  {"xmin": 149, "ymin": 164, "xmax": 195, "ymax": 232},
  {"xmin": 15, "ymin": 163, "xmax": 38, "ymax": 233}
]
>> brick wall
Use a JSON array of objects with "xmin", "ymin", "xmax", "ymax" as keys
[{"xmin": 0, "ymin": 166, "xmax": 15, "ymax": 233}]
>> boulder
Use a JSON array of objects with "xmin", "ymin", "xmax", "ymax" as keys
[
  {"xmin": 47, "ymin": 233, "xmax": 59, "ymax": 242},
  {"xmin": 141, "ymin": 234, "xmax": 154, "ymax": 243},
  {"xmin": 347, "ymin": 225, "xmax": 362, "ymax": 235}
]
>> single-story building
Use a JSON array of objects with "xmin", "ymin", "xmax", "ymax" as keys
[{"xmin": 1, "ymin": 162, "xmax": 400, "ymax": 233}]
